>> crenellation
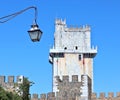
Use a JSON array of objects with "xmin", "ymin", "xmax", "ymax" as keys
[
  {"xmin": 72, "ymin": 75, "xmax": 78, "ymax": 82},
  {"xmin": 32, "ymin": 94, "xmax": 39, "ymax": 100},
  {"xmin": 55, "ymin": 19, "xmax": 91, "ymax": 32},
  {"xmin": 64, "ymin": 24, "xmax": 91, "ymax": 32},
  {"xmin": 0, "ymin": 76, "xmax": 5, "ymax": 83},
  {"xmin": 116, "ymin": 92, "xmax": 120, "ymax": 100},
  {"xmin": 47, "ymin": 92, "xmax": 55, "ymax": 97},
  {"xmin": 90, "ymin": 92, "xmax": 120, "ymax": 100},
  {"xmin": 8, "ymin": 76, "xmax": 14, "ymax": 83},
  {"xmin": 17, "ymin": 75, "xmax": 24, "ymax": 84},
  {"xmin": 91, "ymin": 93, "xmax": 97, "ymax": 99},
  {"xmin": 30, "ymin": 92, "xmax": 120, "ymax": 100},
  {"xmin": 62, "ymin": 75, "xmax": 69, "ymax": 82},
  {"xmin": 60, "ymin": 75, "xmax": 81, "ymax": 83},
  {"xmin": 0, "ymin": 75, "xmax": 23, "ymax": 85},
  {"xmin": 108, "ymin": 92, "xmax": 114, "ymax": 98},
  {"xmin": 0, "ymin": 75, "xmax": 24, "ymax": 96},
  {"xmin": 117, "ymin": 92, "xmax": 120, "ymax": 97},
  {"xmin": 56, "ymin": 75, "xmax": 81, "ymax": 100},
  {"xmin": 99, "ymin": 93, "xmax": 105, "ymax": 99},
  {"xmin": 40, "ymin": 93, "xmax": 46, "ymax": 100},
  {"xmin": 55, "ymin": 19, "xmax": 66, "ymax": 25},
  {"xmin": 0, "ymin": 76, "xmax": 5, "ymax": 88},
  {"xmin": 47, "ymin": 92, "xmax": 55, "ymax": 100}
]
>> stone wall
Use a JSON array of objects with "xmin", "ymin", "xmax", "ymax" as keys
[
  {"xmin": 0, "ymin": 75, "xmax": 24, "ymax": 95},
  {"xmin": 56, "ymin": 75, "xmax": 81, "ymax": 100},
  {"xmin": 91, "ymin": 92, "xmax": 120, "ymax": 100},
  {"xmin": 30, "ymin": 75, "xmax": 120, "ymax": 100},
  {"xmin": 30, "ymin": 92, "xmax": 120, "ymax": 100},
  {"xmin": 30, "ymin": 75, "xmax": 91, "ymax": 100},
  {"xmin": 0, "ymin": 75, "xmax": 24, "ymax": 84},
  {"xmin": 1, "ymin": 75, "xmax": 120, "ymax": 100}
]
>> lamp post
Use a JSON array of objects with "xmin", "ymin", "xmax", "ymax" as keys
[{"xmin": 0, "ymin": 6, "xmax": 42, "ymax": 42}]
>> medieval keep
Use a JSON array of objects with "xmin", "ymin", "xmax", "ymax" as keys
[{"xmin": 49, "ymin": 19, "xmax": 97, "ymax": 99}]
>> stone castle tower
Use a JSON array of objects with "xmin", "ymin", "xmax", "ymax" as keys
[{"xmin": 49, "ymin": 19, "xmax": 97, "ymax": 96}]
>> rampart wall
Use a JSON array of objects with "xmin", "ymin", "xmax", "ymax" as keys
[
  {"xmin": 30, "ymin": 75, "xmax": 120, "ymax": 100},
  {"xmin": 0, "ymin": 75, "xmax": 23, "ymax": 83},
  {"xmin": 30, "ymin": 92, "xmax": 120, "ymax": 100},
  {"xmin": 0, "ymin": 75, "xmax": 23, "ymax": 95},
  {"xmin": 31, "ymin": 75, "xmax": 91, "ymax": 100},
  {"xmin": 1, "ymin": 75, "xmax": 120, "ymax": 100},
  {"xmin": 0, "ymin": 76, "xmax": 17, "ymax": 88}
]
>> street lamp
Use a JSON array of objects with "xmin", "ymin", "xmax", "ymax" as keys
[
  {"xmin": 28, "ymin": 24, "xmax": 42, "ymax": 42},
  {"xmin": 0, "ymin": 6, "xmax": 42, "ymax": 42}
]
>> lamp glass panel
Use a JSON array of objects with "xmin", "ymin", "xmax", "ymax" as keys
[{"xmin": 29, "ymin": 30, "xmax": 41, "ymax": 42}]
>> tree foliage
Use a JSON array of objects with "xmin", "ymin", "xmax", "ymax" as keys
[
  {"xmin": 0, "ymin": 86, "xmax": 22, "ymax": 100},
  {"xmin": 19, "ymin": 77, "xmax": 33, "ymax": 100},
  {"xmin": 0, "ymin": 77, "xmax": 33, "ymax": 100}
]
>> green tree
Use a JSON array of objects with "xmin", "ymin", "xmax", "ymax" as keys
[
  {"xmin": 0, "ymin": 78, "xmax": 33, "ymax": 100},
  {"xmin": 0, "ymin": 86, "xmax": 22, "ymax": 100},
  {"xmin": 19, "ymin": 78, "xmax": 34, "ymax": 100}
]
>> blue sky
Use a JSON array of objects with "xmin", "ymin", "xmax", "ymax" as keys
[{"xmin": 0, "ymin": 0, "xmax": 120, "ymax": 95}]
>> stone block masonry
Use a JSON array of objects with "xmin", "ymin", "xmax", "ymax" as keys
[
  {"xmin": 91, "ymin": 92, "xmax": 120, "ymax": 100},
  {"xmin": 30, "ymin": 75, "xmax": 92, "ymax": 100},
  {"xmin": 0, "ymin": 75, "xmax": 24, "ymax": 95},
  {"xmin": 30, "ymin": 75, "xmax": 120, "ymax": 100},
  {"xmin": 30, "ymin": 92, "xmax": 120, "ymax": 100},
  {"xmin": 49, "ymin": 19, "xmax": 97, "ymax": 93}
]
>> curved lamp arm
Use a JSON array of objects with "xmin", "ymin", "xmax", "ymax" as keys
[
  {"xmin": 0, "ymin": 6, "xmax": 43, "ymax": 42},
  {"xmin": 0, "ymin": 6, "xmax": 38, "ymax": 24}
]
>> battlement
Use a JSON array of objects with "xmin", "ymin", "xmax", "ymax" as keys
[
  {"xmin": 30, "ymin": 92, "xmax": 120, "ymax": 100},
  {"xmin": 64, "ymin": 25, "xmax": 91, "ymax": 32},
  {"xmin": 91, "ymin": 92, "xmax": 120, "ymax": 100},
  {"xmin": 53, "ymin": 19, "xmax": 96, "ymax": 54},
  {"xmin": 56, "ymin": 75, "xmax": 91, "ymax": 100},
  {"xmin": 0, "ymin": 75, "xmax": 24, "ymax": 84},
  {"xmin": 55, "ymin": 75, "xmax": 80, "ymax": 84},
  {"xmin": 55, "ymin": 19, "xmax": 90, "ymax": 32},
  {"xmin": 55, "ymin": 19, "xmax": 66, "ymax": 25},
  {"xmin": 29, "ymin": 75, "xmax": 120, "ymax": 100},
  {"xmin": 30, "ymin": 92, "xmax": 55, "ymax": 100},
  {"xmin": 31, "ymin": 92, "xmax": 81, "ymax": 100},
  {"xmin": 0, "ymin": 75, "xmax": 119, "ymax": 100},
  {"xmin": 0, "ymin": 75, "xmax": 24, "ymax": 96}
]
